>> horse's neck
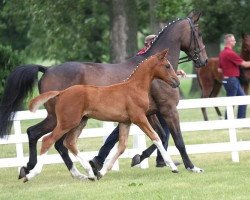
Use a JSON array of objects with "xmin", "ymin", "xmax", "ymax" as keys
[{"xmin": 125, "ymin": 19, "xmax": 184, "ymax": 71}]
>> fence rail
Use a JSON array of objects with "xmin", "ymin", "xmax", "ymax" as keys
[{"xmin": 1, "ymin": 96, "xmax": 250, "ymax": 171}]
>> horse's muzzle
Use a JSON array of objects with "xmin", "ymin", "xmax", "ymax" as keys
[{"xmin": 195, "ymin": 59, "xmax": 208, "ymax": 68}]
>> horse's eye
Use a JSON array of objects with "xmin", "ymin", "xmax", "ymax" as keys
[
  {"xmin": 198, "ymin": 32, "xmax": 202, "ymax": 37},
  {"xmin": 165, "ymin": 64, "xmax": 170, "ymax": 68}
]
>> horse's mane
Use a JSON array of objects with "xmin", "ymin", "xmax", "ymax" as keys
[
  {"xmin": 143, "ymin": 18, "xmax": 183, "ymax": 54},
  {"xmin": 123, "ymin": 56, "xmax": 154, "ymax": 82}
]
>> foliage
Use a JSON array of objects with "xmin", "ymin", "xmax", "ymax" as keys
[
  {"xmin": 0, "ymin": 44, "xmax": 24, "ymax": 99},
  {"xmin": 191, "ymin": 0, "xmax": 250, "ymax": 43}
]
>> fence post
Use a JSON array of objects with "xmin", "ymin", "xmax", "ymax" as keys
[
  {"xmin": 226, "ymin": 105, "xmax": 239, "ymax": 162},
  {"xmin": 13, "ymin": 120, "xmax": 24, "ymax": 172}
]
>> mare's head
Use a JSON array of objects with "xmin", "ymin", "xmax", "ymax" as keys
[
  {"xmin": 180, "ymin": 11, "xmax": 208, "ymax": 67},
  {"xmin": 151, "ymin": 49, "xmax": 180, "ymax": 88},
  {"xmin": 241, "ymin": 33, "xmax": 250, "ymax": 60}
]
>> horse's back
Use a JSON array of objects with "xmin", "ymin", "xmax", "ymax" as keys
[{"xmin": 39, "ymin": 61, "xmax": 133, "ymax": 93}]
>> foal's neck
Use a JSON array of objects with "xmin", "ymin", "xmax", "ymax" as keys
[{"xmin": 125, "ymin": 60, "xmax": 156, "ymax": 91}]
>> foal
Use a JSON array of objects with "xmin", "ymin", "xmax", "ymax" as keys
[{"xmin": 25, "ymin": 49, "xmax": 180, "ymax": 182}]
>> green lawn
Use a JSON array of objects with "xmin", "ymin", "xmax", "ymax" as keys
[{"xmin": 0, "ymin": 152, "xmax": 249, "ymax": 200}]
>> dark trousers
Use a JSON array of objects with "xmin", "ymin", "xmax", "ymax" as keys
[
  {"xmin": 223, "ymin": 77, "xmax": 247, "ymax": 118},
  {"xmin": 94, "ymin": 113, "xmax": 170, "ymax": 164}
]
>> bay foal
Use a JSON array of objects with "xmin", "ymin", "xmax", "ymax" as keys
[{"xmin": 24, "ymin": 49, "xmax": 179, "ymax": 182}]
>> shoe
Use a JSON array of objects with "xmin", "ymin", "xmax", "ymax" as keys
[
  {"xmin": 156, "ymin": 161, "xmax": 166, "ymax": 167},
  {"xmin": 156, "ymin": 161, "xmax": 182, "ymax": 168},
  {"xmin": 89, "ymin": 157, "xmax": 103, "ymax": 176},
  {"xmin": 131, "ymin": 154, "xmax": 141, "ymax": 167}
]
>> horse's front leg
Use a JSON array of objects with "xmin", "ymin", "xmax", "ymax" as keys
[
  {"xmin": 160, "ymin": 106, "xmax": 203, "ymax": 173},
  {"xmin": 98, "ymin": 123, "xmax": 131, "ymax": 180},
  {"xmin": 133, "ymin": 115, "xmax": 178, "ymax": 173}
]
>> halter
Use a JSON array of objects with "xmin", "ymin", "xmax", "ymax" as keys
[{"xmin": 178, "ymin": 17, "xmax": 205, "ymax": 65}]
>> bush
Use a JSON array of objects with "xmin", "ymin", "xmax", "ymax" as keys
[{"xmin": 0, "ymin": 44, "xmax": 25, "ymax": 99}]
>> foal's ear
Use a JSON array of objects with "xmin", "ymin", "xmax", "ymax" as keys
[{"xmin": 157, "ymin": 49, "xmax": 169, "ymax": 60}]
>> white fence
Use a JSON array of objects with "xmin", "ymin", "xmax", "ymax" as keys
[{"xmin": 1, "ymin": 96, "xmax": 250, "ymax": 171}]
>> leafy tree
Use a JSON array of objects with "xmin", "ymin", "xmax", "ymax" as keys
[{"xmin": 0, "ymin": 44, "xmax": 25, "ymax": 99}]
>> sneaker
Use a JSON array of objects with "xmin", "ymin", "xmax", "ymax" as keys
[
  {"xmin": 131, "ymin": 154, "xmax": 141, "ymax": 167},
  {"xmin": 89, "ymin": 157, "xmax": 103, "ymax": 176}
]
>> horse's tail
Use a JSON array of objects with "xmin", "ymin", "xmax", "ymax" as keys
[
  {"xmin": 0, "ymin": 64, "xmax": 47, "ymax": 138},
  {"xmin": 29, "ymin": 91, "xmax": 60, "ymax": 113}
]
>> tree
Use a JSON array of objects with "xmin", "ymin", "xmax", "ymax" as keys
[{"xmin": 110, "ymin": 0, "xmax": 138, "ymax": 62}]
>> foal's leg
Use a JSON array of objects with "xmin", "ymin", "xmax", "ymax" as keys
[
  {"xmin": 133, "ymin": 115, "xmax": 178, "ymax": 173},
  {"xmin": 24, "ymin": 125, "xmax": 68, "ymax": 182},
  {"xmin": 98, "ymin": 123, "xmax": 131, "ymax": 179},
  {"xmin": 63, "ymin": 119, "xmax": 95, "ymax": 181}
]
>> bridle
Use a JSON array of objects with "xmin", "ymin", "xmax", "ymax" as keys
[{"xmin": 178, "ymin": 17, "xmax": 205, "ymax": 66}]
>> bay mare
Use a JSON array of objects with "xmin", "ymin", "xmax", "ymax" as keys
[
  {"xmin": 25, "ymin": 50, "xmax": 180, "ymax": 181},
  {"xmin": 0, "ymin": 11, "xmax": 207, "ymax": 180},
  {"xmin": 197, "ymin": 33, "xmax": 250, "ymax": 121}
]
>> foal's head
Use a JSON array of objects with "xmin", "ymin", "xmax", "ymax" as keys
[{"xmin": 151, "ymin": 49, "xmax": 180, "ymax": 88}]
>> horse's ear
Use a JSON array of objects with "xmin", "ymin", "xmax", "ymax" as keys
[
  {"xmin": 187, "ymin": 10, "xmax": 202, "ymax": 24},
  {"xmin": 157, "ymin": 49, "xmax": 169, "ymax": 60}
]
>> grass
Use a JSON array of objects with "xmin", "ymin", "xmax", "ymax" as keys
[{"xmin": 0, "ymin": 152, "xmax": 250, "ymax": 200}]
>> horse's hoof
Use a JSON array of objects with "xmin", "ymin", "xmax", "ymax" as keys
[
  {"xmin": 18, "ymin": 166, "xmax": 29, "ymax": 179},
  {"xmin": 131, "ymin": 154, "xmax": 141, "ymax": 167},
  {"xmin": 187, "ymin": 166, "xmax": 204, "ymax": 173},
  {"xmin": 171, "ymin": 169, "xmax": 179, "ymax": 173}
]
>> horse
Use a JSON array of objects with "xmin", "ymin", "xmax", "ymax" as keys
[
  {"xmin": 0, "ymin": 11, "xmax": 207, "ymax": 181},
  {"xmin": 197, "ymin": 33, "xmax": 250, "ymax": 121},
  {"xmin": 24, "ymin": 49, "xmax": 180, "ymax": 182}
]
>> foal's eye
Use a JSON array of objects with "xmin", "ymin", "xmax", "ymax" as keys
[{"xmin": 165, "ymin": 64, "xmax": 170, "ymax": 68}]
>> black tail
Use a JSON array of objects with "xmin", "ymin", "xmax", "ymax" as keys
[{"xmin": 0, "ymin": 64, "xmax": 47, "ymax": 138}]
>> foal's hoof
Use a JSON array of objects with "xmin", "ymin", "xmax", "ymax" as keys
[
  {"xmin": 18, "ymin": 166, "xmax": 29, "ymax": 180},
  {"xmin": 131, "ymin": 154, "xmax": 141, "ymax": 167}
]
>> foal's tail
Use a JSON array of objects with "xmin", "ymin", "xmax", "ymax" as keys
[
  {"xmin": 29, "ymin": 91, "xmax": 60, "ymax": 113},
  {"xmin": 0, "ymin": 64, "xmax": 47, "ymax": 138}
]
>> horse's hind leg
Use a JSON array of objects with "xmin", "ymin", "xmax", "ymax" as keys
[
  {"xmin": 19, "ymin": 115, "xmax": 57, "ymax": 179},
  {"xmin": 24, "ymin": 125, "xmax": 67, "ymax": 182},
  {"xmin": 99, "ymin": 123, "xmax": 131, "ymax": 179},
  {"xmin": 63, "ymin": 118, "xmax": 95, "ymax": 181}
]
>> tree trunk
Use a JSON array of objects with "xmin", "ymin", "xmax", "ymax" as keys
[
  {"xmin": 149, "ymin": 0, "xmax": 161, "ymax": 33},
  {"xmin": 110, "ymin": 0, "xmax": 138, "ymax": 63}
]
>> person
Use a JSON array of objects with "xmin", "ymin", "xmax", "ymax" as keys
[
  {"xmin": 219, "ymin": 34, "xmax": 250, "ymax": 118},
  {"xmin": 137, "ymin": 34, "xmax": 157, "ymax": 55},
  {"xmin": 89, "ymin": 35, "xmax": 186, "ymax": 173}
]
